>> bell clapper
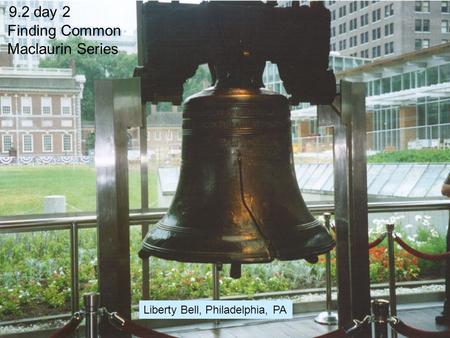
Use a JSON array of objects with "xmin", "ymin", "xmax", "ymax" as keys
[{"xmin": 230, "ymin": 263, "xmax": 242, "ymax": 279}]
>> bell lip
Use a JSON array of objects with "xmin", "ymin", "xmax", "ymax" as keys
[
  {"xmin": 275, "ymin": 239, "xmax": 336, "ymax": 261},
  {"xmin": 139, "ymin": 239, "xmax": 336, "ymax": 263},
  {"xmin": 139, "ymin": 243, "xmax": 274, "ymax": 263}
]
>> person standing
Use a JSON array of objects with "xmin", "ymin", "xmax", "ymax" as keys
[{"xmin": 437, "ymin": 173, "xmax": 450, "ymax": 324}]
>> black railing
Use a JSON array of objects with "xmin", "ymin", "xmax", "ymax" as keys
[{"xmin": 0, "ymin": 200, "xmax": 449, "ymax": 326}]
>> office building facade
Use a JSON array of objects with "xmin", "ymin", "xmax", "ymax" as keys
[
  {"xmin": 327, "ymin": 1, "xmax": 450, "ymax": 59},
  {"xmin": 2, "ymin": 1, "xmax": 68, "ymax": 68}
]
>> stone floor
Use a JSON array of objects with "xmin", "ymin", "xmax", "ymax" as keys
[{"xmin": 159, "ymin": 303, "xmax": 450, "ymax": 338}]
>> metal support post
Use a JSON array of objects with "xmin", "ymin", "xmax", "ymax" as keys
[
  {"xmin": 136, "ymin": 0, "xmax": 150, "ymax": 302},
  {"xmin": 315, "ymin": 213, "xmax": 338, "ymax": 325},
  {"xmin": 386, "ymin": 223, "xmax": 397, "ymax": 338},
  {"xmin": 318, "ymin": 81, "xmax": 371, "ymax": 334},
  {"xmin": 95, "ymin": 78, "xmax": 142, "ymax": 338},
  {"xmin": 213, "ymin": 263, "xmax": 221, "ymax": 301},
  {"xmin": 213, "ymin": 263, "xmax": 222, "ymax": 325},
  {"xmin": 84, "ymin": 293, "xmax": 100, "ymax": 338},
  {"xmin": 372, "ymin": 299, "xmax": 390, "ymax": 338},
  {"xmin": 70, "ymin": 222, "xmax": 79, "ymax": 313}
]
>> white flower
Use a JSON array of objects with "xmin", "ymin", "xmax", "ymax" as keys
[
  {"xmin": 405, "ymin": 224, "xmax": 413, "ymax": 229},
  {"xmin": 407, "ymin": 235, "xmax": 418, "ymax": 242},
  {"xmin": 415, "ymin": 215, "xmax": 423, "ymax": 222}
]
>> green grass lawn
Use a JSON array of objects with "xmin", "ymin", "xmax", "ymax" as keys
[{"xmin": 0, "ymin": 165, "xmax": 158, "ymax": 216}]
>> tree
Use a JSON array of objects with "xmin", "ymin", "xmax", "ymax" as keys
[
  {"xmin": 40, "ymin": 38, "xmax": 212, "ymax": 120},
  {"xmin": 40, "ymin": 37, "xmax": 138, "ymax": 121},
  {"xmin": 183, "ymin": 64, "xmax": 212, "ymax": 101}
]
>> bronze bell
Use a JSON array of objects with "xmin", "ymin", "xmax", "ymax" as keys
[
  {"xmin": 139, "ymin": 64, "xmax": 335, "ymax": 265},
  {"xmin": 137, "ymin": 1, "xmax": 336, "ymax": 269}
]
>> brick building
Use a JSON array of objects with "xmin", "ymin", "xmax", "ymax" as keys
[
  {"xmin": 0, "ymin": 66, "xmax": 85, "ymax": 160},
  {"xmin": 147, "ymin": 108, "xmax": 182, "ymax": 163}
]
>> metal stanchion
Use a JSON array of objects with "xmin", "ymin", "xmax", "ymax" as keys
[
  {"xmin": 386, "ymin": 223, "xmax": 397, "ymax": 338},
  {"xmin": 315, "ymin": 213, "xmax": 338, "ymax": 325},
  {"xmin": 213, "ymin": 263, "xmax": 222, "ymax": 325},
  {"xmin": 84, "ymin": 293, "xmax": 100, "ymax": 338},
  {"xmin": 372, "ymin": 299, "xmax": 390, "ymax": 338}
]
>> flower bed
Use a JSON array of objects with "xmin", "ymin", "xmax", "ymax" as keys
[{"xmin": 0, "ymin": 214, "xmax": 447, "ymax": 321}]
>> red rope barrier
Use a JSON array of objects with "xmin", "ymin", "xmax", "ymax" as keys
[
  {"xmin": 49, "ymin": 312, "xmax": 83, "ymax": 338},
  {"xmin": 368, "ymin": 232, "xmax": 387, "ymax": 249},
  {"xmin": 314, "ymin": 328, "xmax": 347, "ymax": 338},
  {"xmin": 390, "ymin": 318, "xmax": 450, "ymax": 338},
  {"xmin": 394, "ymin": 236, "xmax": 450, "ymax": 261},
  {"xmin": 332, "ymin": 226, "xmax": 385, "ymax": 250}
]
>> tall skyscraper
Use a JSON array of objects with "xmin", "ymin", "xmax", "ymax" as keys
[
  {"xmin": 328, "ymin": 1, "xmax": 450, "ymax": 59},
  {"xmin": 2, "ymin": 0, "xmax": 68, "ymax": 68}
]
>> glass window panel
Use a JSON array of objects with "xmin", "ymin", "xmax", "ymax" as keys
[
  {"xmin": 417, "ymin": 104, "xmax": 426, "ymax": 126},
  {"xmin": 427, "ymin": 164, "xmax": 450, "ymax": 197},
  {"xmin": 379, "ymin": 164, "xmax": 412, "ymax": 196},
  {"xmin": 334, "ymin": 57, "xmax": 343, "ymax": 71},
  {"xmin": 396, "ymin": 165, "xmax": 427, "ymax": 197},
  {"xmin": 344, "ymin": 58, "xmax": 354, "ymax": 69},
  {"xmin": 409, "ymin": 165, "xmax": 445, "ymax": 197},
  {"xmin": 426, "ymin": 67, "xmax": 439, "ymax": 85},
  {"xmin": 303, "ymin": 164, "xmax": 328, "ymax": 190},
  {"xmin": 417, "ymin": 70, "xmax": 426, "ymax": 87},
  {"xmin": 441, "ymin": 100, "xmax": 450, "ymax": 124},
  {"xmin": 428, "ymin": 101, "xmax": 439, "ymax": 125},
  {"xmin": 442, "ymin": 123, "xmax": 450, "ymax": 139},
  {"xmin": 392, "ymin": 75, "xmax": 402, "ymax": 92},
  {"xmin": 439, "ymin": 63, "xmax": 450, "ymax": 83},
  {"xmin": 373, "ymin": 79, "xmax": 381, "ymax": 95},
  {"xmin": 382, "ymin": 78, "xmax": 391, "ymax": 94},
  {"xmin": 402, "ymin": 73, "xmax": 411, "ymax": 89},
  {"xmin": 368, "ymin": 164, "xmax": 397, "ymax": 195}
]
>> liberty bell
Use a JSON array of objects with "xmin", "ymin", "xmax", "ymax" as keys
[{"xmin": 137, "ymin": 1, "xmax": 336, "ymax": 269}]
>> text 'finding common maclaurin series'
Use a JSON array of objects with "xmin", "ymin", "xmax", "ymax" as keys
[{"xmin": 7, "ymin": 4, "xmax": 120, "ymax": 55}]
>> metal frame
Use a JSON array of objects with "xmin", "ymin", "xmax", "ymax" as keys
[
  {"xmin": 136, "ymin": 0, "xmax": 150, "ymax": 301},
  {"xmin": 318, "ymin": 81, "xmax": 371, "ymax": 334},
  {"xmin": 0, "ymin": 72, "xmax": 445, "ymax": 337},
  {"xmin": 94, "ymin": 78, "xmax": 142, "ymax": 338}
]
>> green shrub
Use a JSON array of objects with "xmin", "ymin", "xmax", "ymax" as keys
[
  {"xmin": 368, "ymin": 148, "xmax": 450, "ymax": 163},
  {"xmin": 0, "ymin": 215, "xmax": 445, "ymax": 320}
]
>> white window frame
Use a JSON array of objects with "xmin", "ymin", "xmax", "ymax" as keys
[
  {"xmin": 22, "ymin": 134, "xmax": 33, "ymax": 153},
  {"xmin": 442, "ymin": 20, "xmax": 449, "ymax": 33},
  {"xmin": 42, "ymin": 134, "xmax": 53, "ymax": 153},
  {"xmin": 21, "ymin": 96, "xmax": 32, "ymax": 115},
  {"xmin": 60, "ymin": 97, "xmax": 72, "ymax": 115},
  {"xmin": 2, "ymin": 134, "xmax": 12, "ymax": 153},
  {"xmin": 415, "ymin": 19, "xmax": 430, "ymax": 32},
  {"xmin": 415, "ymin": 1, "xmax": 430, "ymax": 12},
  {"xmin": 41, "ymin": 97, "xmax": 52, "ymax": 115},
  {"xmin": 1, "ymin": 96, "xmax": 12, "ymax": 115},
  {"xmin": 62, "ymin": 134, "xmax": 73, "ymax": 152}
]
